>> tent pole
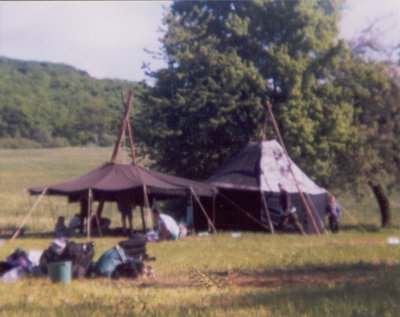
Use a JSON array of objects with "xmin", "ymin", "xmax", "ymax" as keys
[
  {"xmin": 143, "ymin": 184, "xmax": 151, "ymax": 232},
  {"xmin": 111, "ymin": 90, "xmax": 134, "ymax": 163},
  {"xmin": 87, "ymin": 189, "xmax": 92, "ymax": 239},
  {"xmin": 94, "ymin": 200, "xmax": 104, "ymax": 237},
  {"xmin": 120, "ymin": 90, "xmax": 136, "ymax": 164},
  {"xmin": 259, "ymin": 189, "xmax": 275, "ymax": 234},
  {"xmin": 212, "ymin": 194, "xmax": 216, "ymax": 228},
  {"xmin": 10, "ymin": 188, "xmax": 48, "ymax": 241},
  {"xmin": 190, "ymin": 187, "xmax": 217, "ymax": 233},
  {"xmin": 126, "ymin": 120, "xmax": 136, "ymax": 164},
  {"xmin": 190, "ymin": 191, "xmax": 195, "ymax": 233},
  {"xmin": 266, "ymin": 100, "xmax": 320, "ymax": 235},
  {"xmin": 140, "ymin": 206, "xmax": 146, "ymax": 233}
]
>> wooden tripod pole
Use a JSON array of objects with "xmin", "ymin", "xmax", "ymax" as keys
[
  {"xmin": 111, "ymin": 90, "xmax": 135, "ymax": 163},
  {"xmin": 120, "ymin": 90, "xmax": 136, "ymax": 164},
  {"xmin": 266, "ymin": 100, "xmax": 320, "ymax": 236}
]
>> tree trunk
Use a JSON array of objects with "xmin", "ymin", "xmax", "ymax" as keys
[{"xmin": 369, "ymin": 182, "xmax": 391, "ymax": 228}]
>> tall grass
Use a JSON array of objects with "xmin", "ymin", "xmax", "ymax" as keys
[
  {"xmin": 0, "ymin": 147, "xmax": 122, "ymax": 229},
  {"xmin": 0, "ymin": 147, "xmax": 399, "ymax": 316},
  {"xmin": 0, "ymin": 233, "xmax": 399, "ymax": 317},
  {"xmin": 1, "ymin": 146, "xmax": 399, "ymax": 231}
]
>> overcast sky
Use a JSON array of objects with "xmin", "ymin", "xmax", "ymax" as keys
[{"xmin": 0, "ymin": 0, "xmax": 399, "ymax": 83}]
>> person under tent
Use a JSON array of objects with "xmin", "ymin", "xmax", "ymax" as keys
[
  {"xmin": 67, "ymin": 213, "xmax": 81, "ymax": 235},
  {"xmin": 78, "ymin": 195, "xmax": 90, "ymax": 234},
  {"xmin": 117, "ymin": 199, "xmax": 134, "ymax": 236},
  {"xmin": 277, "ymin": 183, "xmax": 305, "ymax": 235},
  {"xmin": 54, "ymin": 216, "xmax": 68, "ymax": 239},
  {"xmin": 151, "ymin": 207, "xmax": 180, "ymax": 241}
]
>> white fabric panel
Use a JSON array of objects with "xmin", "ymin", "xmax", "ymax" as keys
[{"xmin": 259, "ymin": 140, "xmax": 326, "ymax": 194}]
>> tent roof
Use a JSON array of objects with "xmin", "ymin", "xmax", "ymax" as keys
[
  {"xmin": 29, "ymin": 162, "xmax": 217, "ymax": 200},
  {"xmin": 207, "ymin": 139, "xmax": 326, "ymax": 195}
]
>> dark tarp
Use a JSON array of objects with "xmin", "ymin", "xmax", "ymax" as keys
[
  {"xmin": 29, "ymin": 162, "xmax": 217, "ymax": 204},
  {"xmin": 203, "ymin": 140, "xmax": 327, "ymax": 233}
]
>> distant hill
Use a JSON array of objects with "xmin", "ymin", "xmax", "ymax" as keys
[{"xmin": 0, "ymin": 57, "xmax": 148, "ymax": 148}]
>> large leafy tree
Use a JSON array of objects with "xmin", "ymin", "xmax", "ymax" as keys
[
  {"xmin": 141, "ymin": 0, "xmax": 354, "ymax": 182},
  {"xmin": 334, "ymin": 44, "xmax": 400, "ymax": 227}
]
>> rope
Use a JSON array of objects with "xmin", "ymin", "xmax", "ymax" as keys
[
  {"xmin": 266, "ymin": 100, "xmax": 320, "ymax": 235},
  {"xmin": 190, "ymin": 187, "xmax": 217, "ymax": 233},
  {"xmin": 217, "ymin": 192, "xmax": 272, "ymax": 231},
  {"xmin": 304, "ymin": 193, "xmax": 325, "ymax": 229},
  {"xmin": 10, "ymin": 187, "xmax": 48, "ymax": 241},
  {"xmin": 340, "ymin": 204, "xmax": 367, "ymax": 233}
]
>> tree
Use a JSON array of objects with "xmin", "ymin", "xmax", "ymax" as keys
[
  {"xmin": 141, "ymin": 0, "xmax": 354, "ymax": 182},
  {"xmin": 0, "ymin": 57, "xmax": 143, "ymax": 148},
  {"xmin": 333, "ymin": 40, "xmax": 400, "ymax": 228}
]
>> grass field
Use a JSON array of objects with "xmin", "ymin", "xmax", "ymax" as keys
[{"xmin": 0, "ymin": 147, "xmax": 399, "ymax": 316}]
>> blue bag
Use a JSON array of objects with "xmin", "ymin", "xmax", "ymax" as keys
[{"xmin": 94, "ymin": 244, "xmax": 128, "ymax": 277}]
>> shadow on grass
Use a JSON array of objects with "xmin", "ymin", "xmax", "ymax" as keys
[
  {"xmin": 243, "ymin": 261, "xmax": 399, "ymax": 279},
  {"xmin": 205, "ymin": 263, "xmax": 400, "ymax": 317}
]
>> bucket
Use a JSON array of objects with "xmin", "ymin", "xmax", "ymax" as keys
[{"xmin": 47, "ymin": 261, "xmax": 72, "ymax": 284}]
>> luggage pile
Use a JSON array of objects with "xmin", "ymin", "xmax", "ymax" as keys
[{"xmin": 0, "ymin": 233, "xmax": 155, "ymax": 282}]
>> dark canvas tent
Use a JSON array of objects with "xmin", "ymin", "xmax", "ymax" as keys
[
  {"xmin": 22, "ymin": 90, "xmax": 217, "ymax": 238},
  {"xmin": 204, "ymin": 139, "xmax": 327, "ymax": 234},
  {"xmin": 29, "ymin": 162, "xmax": 216, "ymax": 203}
]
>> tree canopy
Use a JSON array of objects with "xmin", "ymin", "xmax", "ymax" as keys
[{"xmin": 140, "ymin": 0, "xmax": 355, "ymax": 182}]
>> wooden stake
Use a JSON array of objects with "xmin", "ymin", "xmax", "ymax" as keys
[{"xmin": 266, "ymin": 100, "xmax": 320, "ymax": 235}]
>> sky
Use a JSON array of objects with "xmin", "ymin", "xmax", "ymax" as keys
[{"xmin": 0, "ymin": 0, "xmax": 399, "ymax": 83}]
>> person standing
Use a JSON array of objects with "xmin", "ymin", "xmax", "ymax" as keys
[
  {"xmin": 278, "ymin": 183, "xmax": 305, "ymax": 235},
  {"xmin": 117, "ymin": 200, "xmax": 134, "ymax": 236},
  {"xmin": 325, "ymin": 194, "xmax": 340, "ymax": 233}
]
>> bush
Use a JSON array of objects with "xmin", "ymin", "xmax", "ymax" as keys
[
  {"xmin": 50, "ymin": 137, "xmax": 70, "ymax": 148},
  {"xmin": 0, "ymin": 137, "xmax": 42, "ymax": 149}
]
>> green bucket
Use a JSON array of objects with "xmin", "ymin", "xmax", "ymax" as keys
[{"xmin": 47, "ymin": 261, "xmax": 72, "ymax": 284}]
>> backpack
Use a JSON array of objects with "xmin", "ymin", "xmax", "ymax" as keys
[
  {"xmin": 118, "ymin": 234, "xmax": 147, "ymax": 259},
  {"xmin": 63, "ymin": 241, "xmax": 95, "ymax": 278},
  {"xmin": 39, "ymin": 240, "xmax": 95, "ymax": 278},
  {"xmin": 94, "ymin": 244, "xmax": 144, "ymax": 279}
]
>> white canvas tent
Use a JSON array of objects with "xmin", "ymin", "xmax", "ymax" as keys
[{"xmin": 206, "ymin": 139, "xmax": 327, "ymax": 234}]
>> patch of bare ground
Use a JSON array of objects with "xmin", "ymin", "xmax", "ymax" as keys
[{"xmin": 131, "ymin": 270, "xmax": 373, "ymax": 289}]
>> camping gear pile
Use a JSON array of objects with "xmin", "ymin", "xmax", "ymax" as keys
[{"xmin": 0, "ymin": 233, "xmax": 154, "ymax": 282}]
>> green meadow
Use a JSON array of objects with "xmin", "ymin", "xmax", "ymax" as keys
[{"xmin": 0, "ymin": 147, "xmax": 399, "ymax": 316}]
